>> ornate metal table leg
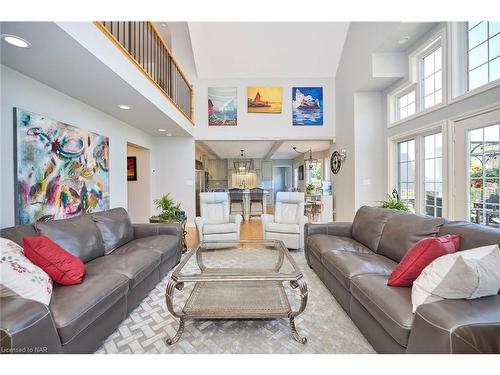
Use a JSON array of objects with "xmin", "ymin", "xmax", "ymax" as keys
[
  {"xmin": 165, "ymin": 278, "xmax": 185, "ymax": 345},
  {"xmin": 289, "ymin": 276, "xmax": 308, "ymax": 344},
  {"xmin": 166, "ymin": 317, "xmax": 185, "ymax": 345},
  {"xmin": 289, "ymin": 316, "xmax": 307, "ymax": 344}
]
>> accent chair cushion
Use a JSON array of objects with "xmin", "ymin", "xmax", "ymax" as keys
[
  {"xmin": 0, "ymin": 237, "xmax": 53, "ymax": 305},
  {"xmin": 351, "ymin": 206, "xmax": 395, "ymax": 252},
  {"xmin": 412, "ymin": 244, "xmax": 500, "ymax": 312},
  {"xmin": 388, "ymin": 235, "xmax": 460, "ymax": 287},
  {"xmin": 203, "ymin": 223, "xmax": 239, "ymax": 234},
  {"xmin": 265, "ymin": 222, "xmax": 300, "ymax": 234},
  {"xmin": 91, "ymin": 208, "xmax": 133, "ymax": 255},
  {"xmin": 274, "ymin": 192, "xmax": 305, "ymax": 224},
  {"xmin": 35, "ymin": 215, "xmax": 105, "ymax": 263},
  {"xmin": 23, "ymin": 236, "xmax": 85, "ymax": 285}
]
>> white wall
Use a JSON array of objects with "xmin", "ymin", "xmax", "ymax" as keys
[
  {"xmin": 127, "ymin": 144, "xmax": 151, "ymax": 223},
  {"xmin": 0, "ymin": 65, "xmax": 153, "ymax": 228},
  {"xmin": 150, "ymin": 137, "xmax": 196, "ymax": 224},
  {"xmin": 193, "ymin": 77, "xmax": 335, "ymax": 140}
]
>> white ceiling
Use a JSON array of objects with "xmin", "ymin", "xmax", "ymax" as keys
[
  {"xmin": 272, "ymin": 140, "xmax": 332, "ymax": 160},
  {"xmin": 200, "ymin": 140, "xmax": 275, "ymax": 159},
  {"xmin": 199, "ymin": 140, "xmax": 332, "ymax": 160},
  {"xmin": 0, "ymin": 22, "xmax": 192, "ymax": 137},
  {"xmin": 188, "ymin": 22, "xmax": 349, "ymax": 78}
]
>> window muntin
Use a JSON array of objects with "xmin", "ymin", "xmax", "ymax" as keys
[
  {"xmin": 422, "ymin": 47, "xmax": 442, "ymax": 109},
  {"xmin": 398, "ymin": 139, "xmax": 416, "ymax": 211},
  {"xmin": 468, "ymin": 22, "xmax": 500, "ymax": 90},
  {"xmin": 468, "ymin": 124, "xmax": 499, "ymax": 228},
  {"xmin": 424, "ymin": 133, "xmax": 443, "ymax": 217},
  {"xmin": 397, "ymin": 90, "xmax": 416, "ymax": 120}
]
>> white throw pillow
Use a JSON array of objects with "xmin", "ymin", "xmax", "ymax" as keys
[
  {"xmin": 411, "ymin": 244, "xmax": 500, "ymax": 313},
  {"xmin": 0, "ymin": 237, "xmax": 53, "ymax": 305}
]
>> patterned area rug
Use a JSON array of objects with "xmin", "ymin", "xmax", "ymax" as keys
[{"xmin": 95, "ymin": 249, "xmax": 375, "ymax": 354}]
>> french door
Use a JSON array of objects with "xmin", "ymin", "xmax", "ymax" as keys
[{"xmin": 453, "ymin": 107, "xmax": 500, "ymax": 228}]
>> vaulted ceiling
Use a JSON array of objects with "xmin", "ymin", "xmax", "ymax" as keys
[{"xmin": 188, "ymin": 22, "xmax": 350, "ymax": 78}]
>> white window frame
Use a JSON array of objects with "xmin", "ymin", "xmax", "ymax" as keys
[
  {"xmin": 420, "ymin": 42, "xmax": 443, "ymax": 110},
  {"xmin": 388, "ymin": 121, "xmax": 448, "ymax": 217},
  {"xmin": 395, "ymin": 85, "xmax": 417, "ymax": 121},
  {"xmin": 388, "ymin": 27, "xmax": 447, "ymax": 127},
  {"xmin": 449, "ymin": 22, "xmax": 500, "ymax": 103}
]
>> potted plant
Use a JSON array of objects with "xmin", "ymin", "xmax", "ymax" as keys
[
  {"xmin": 150, "ymin": 193, "xmax": 185, "ymax": 223},
  {"xmin": 377, "ymin": 189, "xmax": 410, "ymax": 211},
  {"xmin": 305, "ymin": 183, "xmax": 316, "ymax": 195}
]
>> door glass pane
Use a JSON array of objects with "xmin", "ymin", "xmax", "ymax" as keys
[{"xmin": 468, "ymin": 124, "xmax": 500, "ymax": 228}]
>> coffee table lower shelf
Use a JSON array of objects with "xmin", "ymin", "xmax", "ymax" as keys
[{"xmin": 165, "ymin": 279, "xmax": 308, "ymax": 345}]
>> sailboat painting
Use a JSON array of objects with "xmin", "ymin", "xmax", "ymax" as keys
[
  {"xmin": 247, "ymin": 86, "xmax": 282, "ymax": 113},
  {"xmin": 292, "ymin": 87, "xmax": 323, "ymax": 126},
  {"xmin": 208, "ymin": 87, "xmax": 238, "ymax": 126}
]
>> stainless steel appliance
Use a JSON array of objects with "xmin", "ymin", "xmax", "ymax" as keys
[{"xmin": 195, "ymin": 170, "xmax": 209, "ymax": 216}]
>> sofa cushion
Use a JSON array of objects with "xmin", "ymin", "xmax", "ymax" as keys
[
  {"xmin": 35, "ymin": 215, "xmax": 105, "ymax": 263},
  {"xmin": 307, "ymin": 234, "xmax": 373, "ymax": 261},
  {"xmin": 23, "ymin": 236, "xmax": 85, "ymax": 286},
  {"xmin": 265, "ymin": 222, "xmax": 300, "ymax": 234},
  {"xmin": 203, "ymin": 223, "xmax": 239, "ymax": 234},
  {"xmin": 378, "ymin": 211, "xmax": 445, "ymax": 262},
  {"xmin": 0, "ymin": 224, "xmax": 37, "ymax": 247},
  {"xmin": 115, "ymin": 235, "xmax": 179, "ymax": 263},
  {"xmin": 85, "ymin": 247, "xmax": 161, "ymax": 288},
  {"xmin": 438, "ymin": 221, "xmax": 500, "ymax": 251},
  {"xmin": 351, "ymin": 206, "xmax": 395, "ymax": 252},
  {"xmin": 91, "ymin": 208, "xmax": 133, "ymax": 255},
  {"xmin": 322, "ymin": 251, "xmax": 397, "ymax": 290},
  {"xmin": 50, "ymin": 273, "xmax": 128, "ymax": 345},
  {"xmin": 351, "ymin": 274, "xmax": 414, "ymax": 347}
]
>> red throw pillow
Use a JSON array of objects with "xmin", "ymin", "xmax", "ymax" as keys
[
  {"xmin": 387, "ymin": 234, "xmax": 460, "ymax": 287},
  {"xmin": 23, "ymin": 236, "xmax": 85, "ymax": 285}
]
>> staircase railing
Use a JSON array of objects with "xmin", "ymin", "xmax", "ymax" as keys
[{"xmin": 95, "ymin": 21, "xmax": 194, "ymax": 123}]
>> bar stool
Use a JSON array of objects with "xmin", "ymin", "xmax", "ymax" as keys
[
  {"xmin": 249, "ymin": 188, "xmax": 264, "ymax": 218},
  {"xmin": 229, "ymin": 188, "xmax": 245, "ymax": 220}
]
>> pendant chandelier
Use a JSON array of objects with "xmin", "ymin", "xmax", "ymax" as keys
[
  {"xmin": 293, "ymin": 147, "xmax": 319, "ymax": 169},
  {"xmin": 234, "ymin": 149, "xmax": 253, "ymax": 175}
]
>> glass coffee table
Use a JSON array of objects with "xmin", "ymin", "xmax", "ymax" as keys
[{"xmin": 165, "ymin": 240, "xmax": 308, "ymax": 345}]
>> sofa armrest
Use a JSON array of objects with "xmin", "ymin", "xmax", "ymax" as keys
[
  {"xmin": 303, "ymin": 222, "xmax": 352, "ymax": 266},
  {"xmin": 304, "ymin": 222, "xmax": 353, "ymax": 237},
  {"xmin": 261, "ymin": 214, "xmax": 274, "ymax": 240},
  {"xmin": 132, "ymin": 223, "xmax": 181, "ymax": 240},
  {"xmin": 0, "ymin": 296, "xmax": 62, "ymax": 354},
  {"xmin": 406, "ymin": 295, "xmax": 500, "ymax": 354},
  {"xmin": 298, "ymin": 215, "xmax": 309, "ymax": 250}
]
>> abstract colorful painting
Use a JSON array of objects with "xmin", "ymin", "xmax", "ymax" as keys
[
  {"xmin": 208, "ymin": 87, "xmax": 237, "ymax": 126},
  {"xmin": 292, "ymin": 87, "xmax": 323, "ymax": 125},
  {"xmin": 14, "ymin": 108, "xmax": 110, "ymax": 224},
  {"xmin": 247, "ymin": 86, "xmax": 282, "ymax": 113}
]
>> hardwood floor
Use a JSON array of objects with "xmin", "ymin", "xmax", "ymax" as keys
[{"xmin": 186, "ymin": 218, "xmax": 264, "ymax": 249}]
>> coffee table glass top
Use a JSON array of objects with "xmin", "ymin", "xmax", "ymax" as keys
[{"xmin": 172, "ymin": 240, "xmax": 302, "ymax": 281}]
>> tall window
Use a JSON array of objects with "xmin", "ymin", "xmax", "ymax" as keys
[
  {"xmin": 308, "ymin": 162, "xmax": 322, "ymax": 184},
  {"xmin": 424, "ymin": 133, "xmax": 443, "ymax": 217},
  {"xmin": 397, "ymin": 90, "xmax": 416, "ymax": 120},
  {"xmin": 468, "ymin": 22, "xmax": 500, "ymax": 90},
  {"xmin": 422, "ymin": 47, "xmax": 442, "ymax": 109},
  {"xmin": 398, "ymin": 139, "xmax": 416, "ymax": 211},
  {"xmin": 468, "ymin": 124, "xmax": 499, "ymax": 228}
]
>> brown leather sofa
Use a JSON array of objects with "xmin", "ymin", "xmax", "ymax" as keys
[
  {"xmin": 0, "ymin": 208, "xmax": 182, "ymax": 354},
  {"xmin": 305, "ymin": 206, "xmax": 500, "ymax": 354}
]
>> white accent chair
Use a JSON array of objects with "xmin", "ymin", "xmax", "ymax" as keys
[
  {"xmin": 195, "ymin": 192, "xmax": 242, "ymax": 242},
  {"xmin": 261, "ymin": 192, "xmax": 308, "ymax": 250}
]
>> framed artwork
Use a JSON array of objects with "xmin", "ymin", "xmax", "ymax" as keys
[
  {"xmin": 208, "ymin": 87, "xmax": 237, "ymax": 126},
  {"xmin": 127, "ymin": 156, "xmax": 137, "ymax": 181},
  {"xmin": 298, "ymin": 165, "xmax": 304, "ymax": 181},
  {"xmin": 292, "ymin": 87, "xmax": 323, "ymax": 125},
  {"xmin": 14, "ymin": 108, "xmax": 110, "ymax": 224},
  {"xmin": 247, "ymin": 86, "xmax": 282, "ymax": 113}
]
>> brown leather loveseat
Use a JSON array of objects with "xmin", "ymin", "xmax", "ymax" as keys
[
  {"xmin": 0, "ymin": 208, "xmax": 182, "ymax": 354},
  {"xmin": 305, "ymin": 206, "xmax": 500, "ymax": 354}
]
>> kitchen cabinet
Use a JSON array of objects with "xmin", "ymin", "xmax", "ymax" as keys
[
  {"xmin": 208, "ymin": 159, "xmax": 227, "ymax": 180},
  {"xmin": 262, "ymin": 161, "xmax": 272, "ymax": 180}
]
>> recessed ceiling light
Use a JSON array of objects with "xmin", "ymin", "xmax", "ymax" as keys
[
  {"xmin": 166, "ymin": 133, "xmax": 172, "ymax": 137},
  {"xmin": 398, "ymin": 36, "xmax": 411, "ymax": 45},
  {"xmin": 118, "ymin": 105, "xmax": 131, "ymax": 110},
  {"xmin": 158, "ymin": 129, "xmax": 167, "ymax": 132},
  {"xmin": 160, "ymin": 23, "xmax": 168, "ymax": 28},
  {"xmin": 1, "ymin": 34, "xmax": 31, "ymax": 48}
]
